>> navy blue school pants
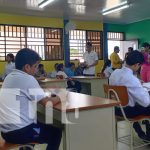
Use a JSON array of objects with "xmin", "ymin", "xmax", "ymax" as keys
[{"xmin": 1, "ymin": 122, "xmax": 62, "ymax": 150}]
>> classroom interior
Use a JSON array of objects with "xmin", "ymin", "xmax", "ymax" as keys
[{"xmin": 0, "ymin": 0, "xmax": 150, "ymax": 150}]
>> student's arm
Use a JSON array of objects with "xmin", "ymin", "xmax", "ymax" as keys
[
  {"xmin": 87, "ymin": 60, "xmax": 98, "ymax": 68},
  {"xmin": 38, "ymin": 95, "xmax": 61, "ymax": 106},
  {"xmin": 129, "ymin": 79, "xmax": 150, "ymax": 107}
]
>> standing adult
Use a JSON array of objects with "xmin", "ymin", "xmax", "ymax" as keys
[
  {"xmin": 110, "ymin": 46, "xmax": 122, "ymax": 70},
  {"xmin": 125, "ymin": 47, "xmax": 133, "ymax": 60},
  {"xmin": 140, "ymin": 42, "xmax": 150, "ymax": 82},
  {"xmin": 83, "ymin": 42, "xmax": 98, "ymax": 76}
]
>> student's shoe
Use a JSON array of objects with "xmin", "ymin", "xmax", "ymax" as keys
[
  {"xmin": 138, "ymin": 133, "xmax": 150, "ymax": 142},
  {"xmin": 142, "ymin": 120, "xmax": 150, "ymax": 138},
  {"xmin": 19, "ymin": 145, "xmax": 34, "ymax": 150}
]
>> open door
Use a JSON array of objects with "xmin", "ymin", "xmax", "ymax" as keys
[{"xmin": 108, "ymin": 40, "xmax": 138, "ymax": 60}]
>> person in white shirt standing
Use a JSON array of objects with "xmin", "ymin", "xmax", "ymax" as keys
[
  {"xmin": 109, "ymin": 50, "xmax": 150, "ymax": 141},
  {"xmin": 3, "ymin": 53, "xmax": 15, "ymax": 79},
  {"xmin": 83, "ymin": 42, "xmax": 98, "ymax": 76}
]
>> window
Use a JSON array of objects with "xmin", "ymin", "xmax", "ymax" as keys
[
  {"xmin": 107, "ymin": 32, "xmax": 124, "ymax": 41},
  {"xmin": 69, "ymin": 30, "xmax": 103, "ymax": 60},
  {"xmin": 0, "ymin": 25, "xmax": 63, "ymax": 61}
]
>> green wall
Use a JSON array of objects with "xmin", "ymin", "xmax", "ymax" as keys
[
  {"xmin": 126, "ymin": 19, "xmax": 150, "ymax": 45},
  {"xmin": 108, "ymin": 19, "xmax": 150, "ymax": 46},
  {"xmin": 107, "ymin": 23, "xmax": 127, "ymax": 33}
]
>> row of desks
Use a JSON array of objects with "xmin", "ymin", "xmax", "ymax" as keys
[
  {"xmin": 0, "ymin": 76, "xmax": 119, "ymax": 150},
  {"xmin": 39, "ymin": 76, "xmax": 108, "ymax": 98}
]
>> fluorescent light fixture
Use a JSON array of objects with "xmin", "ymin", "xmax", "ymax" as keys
[
  {"xmin": 38, "ymin": 0, "xmax": 55, "ymax": 8},
  {"xmin": 102, "ymin": 1, "xmax": 129, "ymax": 15}
]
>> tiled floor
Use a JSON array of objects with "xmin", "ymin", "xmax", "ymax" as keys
[{"xmin": 117, "ymin": 121, "xmax": 150, "ymax": 150}]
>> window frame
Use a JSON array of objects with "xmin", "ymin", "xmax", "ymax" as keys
[
  {"xmin": 69, "ymin": 29, "xmax": 103, "ymax": 60},
  {"xmin": 107, "ymin": 32, "xmax": 125, "ymax": 41},
  {"xmin": 0, "ymin": 24, "xmax": 64, "ymax": 61}
]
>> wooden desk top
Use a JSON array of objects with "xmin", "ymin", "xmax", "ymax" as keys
[
  {"xmin": 54, "ymin": 92, "xmax": 119, "ymax": 112},
  {"xmin": 72, "ymin": 76, "xmax": 107, "ymax": 80},
  {"xmin": 39, "ymin": 78, "xmax": 66, "ymax": 83}
]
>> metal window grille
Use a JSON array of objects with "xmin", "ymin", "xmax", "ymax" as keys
[
  {"xmin": 0, "ymin": 25, "xmax": 63, "ymax": 61},
  {"xmin": 69, "ymin": 30, "xmax": 103, "ymax": 60},
  {"xmin": 107, "ymin": 32, "xmax": 124, "ymax": 41}
]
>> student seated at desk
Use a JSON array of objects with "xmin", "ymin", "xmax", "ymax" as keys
[
  {"xmin": 56, "ymin": 63, "xmax": 81, "ymax": 92},
  {"xmin": 49, "ymin": 63, "xmax": 58, "ymax": 78},
  {"xmin": 3, "ymin": 53, "xmax": 15, "ymax": 79},
  {"xmin": 64, "ymin": 62, "xmax": 75, "ymax": 77},
  {"xmin": 101, "ymin": 59, "xmax": 113, "ymax": 78},
  {"xmin": 36, "ymin": 64, "xmax": 47, "ymax": 77},
  {"xmin": 109, "ymin": 50, "xmax": 150, "ymax": 141},
  {"xmin": 0, "ymin": 48, "xmax": 62, "ymax": 150}
]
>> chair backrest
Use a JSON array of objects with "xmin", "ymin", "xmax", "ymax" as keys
[
  {"xmin": 103, "ymin": 84, "xmax": 129, "ymax": 106},
  {"xmin": 56, "ymin": 75, "xmax": 64, "ymax": 79}
]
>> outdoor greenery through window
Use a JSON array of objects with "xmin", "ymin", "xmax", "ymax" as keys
[
  {"xmin": 0, "ymin": 25, "xmax": 63, "ymax": 61},
  {"xmin": 69, "ymin": 30, "xmax": 103, "ymax": 60}
]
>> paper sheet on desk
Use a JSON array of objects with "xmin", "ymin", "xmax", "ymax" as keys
[{"xmin": 142, "ymin": 82, "xmax": 150, "ymax": 91}]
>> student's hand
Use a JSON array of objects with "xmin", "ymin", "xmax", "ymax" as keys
[
  {"xmin": 50, "ymin": 95, "xmax": 61, "ymax": 106},
  {"xmin": 140, "ymin": 79, "xmax": 145, "ymax": 84},
  {"xmin": 37, "ymin": 76, "xmax": 46, "ymax": 80}
]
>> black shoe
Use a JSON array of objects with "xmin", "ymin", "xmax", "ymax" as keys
[
  {"xmin": 138, "ymin": 133, "xmax": 150, "ymax": 142},
  {"xmin": 142, "ymin": 120, "xmax": 150, "ymax": 138},
  {"xmin": 19, "ymin": 145, "xmax": 34, "ymax": 150}
]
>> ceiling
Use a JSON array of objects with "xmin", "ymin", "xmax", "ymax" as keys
[{"xmin": 0, "ymin": 0, "xmax": 150, "ymax": 24}]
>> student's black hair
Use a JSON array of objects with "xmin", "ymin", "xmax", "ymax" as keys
[
  {"xmin": 7, "ymin": 53, "xmax": 15, "ymax": 62},
  {"xmin": 125, "ymin": 50, "xmax": 144, "ymax": 66},
  {"xmin": 142, "ymin": 42, "xmax": 149, "ymax": 48},
  {"xmin": 101, "ymin": 59, "xmax": 111, "ymax": 73},
  {"xmin": 57, "ymin": 63, "xmax": 64, "ymax": 71},
  {"xmin": 15, "ymin": 48, "xmax": 40, "ymax": 70},
  {"xmin": 38, "ymin": 64, "xmax": 44, "ymax": 68},
  {"xmin": 86, "ymin": 41, "xmax": 92, "ymax": 47},
  {"xmin": 128, "ymin": 47, "xmax": 133, "ymax": 51},
  {"xmin": 69, "ymin": 62, "xmax": 75, "ymax": 67}
]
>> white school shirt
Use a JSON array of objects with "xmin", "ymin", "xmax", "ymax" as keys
[
  {"xmin": 56, "ymin": 71, "xmax": 68, "ymax": 79},
  {"xmin": 4, "ymin": 62, "xmax": 15, "ymax": 77},
  {"xmin": 0, "ymin": 69, "xmax": 46, "ymax": 133},
  {"xmin": 109, "ymin": 66, "xmax": 150, "ymax": 107},
  {"xmin": 83, "ymin": 51, "xmax": 98, "ymax": 75},
  {"xmin": 104, "ymin": 66, "xmax": 113, "ymax": 78}
]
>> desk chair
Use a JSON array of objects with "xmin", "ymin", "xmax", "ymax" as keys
[
  {"xmin": 103, "ymin": 84, "xmax": 150, "ymax": 150},
  {"xmin": 0, "ymin": 139, "xmax": 36, "ymax": 150}
]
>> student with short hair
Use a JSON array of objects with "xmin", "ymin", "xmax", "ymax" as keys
[
  {"xmin": 109, "ymin": 50, "xmax": 150, "ymax": 141},
  {"xmin": 101, "ymin": 59, "xmax": 113, "ymax": 77},
  {"xmin": 0, "ymin": 48, "xmax": 62, "ymax": 150},
  {"xmin": 50, "ymin": 63, "xmax": 59, "ymax": 78},
  {"xmin": 3, "ymin": 53, "xmax": 15, "ymax": 79},
  {"xmin": 36, "ymin": 63, "xmax": 47, "ymax": 77}
]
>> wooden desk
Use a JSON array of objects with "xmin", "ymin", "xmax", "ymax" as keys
[
  {"xmin": 38, "ymin": 78, "xmax": 66, "ymax": 89},
  {"xmin": 38, "ymin": 91, "xmax": 119, "ymax": 150},
  {"xmin": 72, "ymin": 76, "xmax": 108, "ymax": 97}
]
